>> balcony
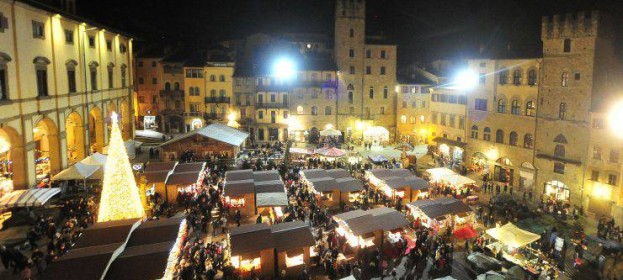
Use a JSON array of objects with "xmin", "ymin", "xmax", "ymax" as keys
[
  {"xmin": 159, "ymin": 90, "xmax": 184, "ymax": 99},
  {"xmin": 257, "ymin": 102, "xmax": 289, "ymax": 109},
  {"xmin": 204, "ymin": 96, "xmax": 231, "ymax": 104},
  {"xmin": 204, "ymin": 113, "xmax": 226, "ymax": 120},
  {"xmin": 183, "ymin": 112, "xmax": 202, "ymax": 117},
  {"xmin": 257, "ymin": 84, "xmax": 290, "ymax": 92}
]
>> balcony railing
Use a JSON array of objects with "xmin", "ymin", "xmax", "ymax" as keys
[
  {"xmin": 204, "ymin": 96, "xmax": 231, "ymax": 103},
  {"xmin": 159, "ymin": 90, "xmax": 184, "ymax": 99},
  {"xmin": 256, "ymin": 102, "xmax": 289, "ymax": 109}
]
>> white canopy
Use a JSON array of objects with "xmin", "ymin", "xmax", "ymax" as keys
[
  {"xmin": 320, "ymin": 128, "xmax": 342, "ymax": 137},
  {"xmin": 486, "ymin": 223, "xmax": 540, "ymax": 248},
  {"xmin": 80, "ymin": 152, "xmax": 107, "ymax": 166},
  {"xmin": 363, "ymin": 126, "xmax": 389, "ymax": 142},
  {"xmin": 0, "ymin": 188, "xmax": 60, "ymax": 209},
  {"xmin": 444, "ymin": 174, "xmax": 476, "ymax": 186},
  {"xmin": 102, "ymin": 140, "xmax": 142, "ymax": 159},
  {"xmin": 426, "ymin": 167, "xmax": 456, "ymax": 179},
  {"xmin": 53, "ymin": 162, "xmax": 101, "ymax": 181}
]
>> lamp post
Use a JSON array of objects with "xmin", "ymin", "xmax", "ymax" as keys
[{"xmin": 453, "ymin": 69, "xmax": 479, "ymax": 163}]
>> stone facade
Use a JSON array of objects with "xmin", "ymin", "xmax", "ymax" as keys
[{"xmin": 396, "ymin": 84, "xmax": 431, "ymax": 144}]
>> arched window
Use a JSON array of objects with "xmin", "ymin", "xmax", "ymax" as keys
[
  {"xmin": 483, "ymin": 127, "xmax": 491, "ymax": 141},
  {"xmin": 210, "ymin": 89, "xmax": 216, "ymax": 97},
  {"xmin": 512, "ymin": 69, "xmax": 522, "ymax": 85},
  {"xmin": 189, "ymin": 87, "xmax": 194, "ymax": 95},
  {"xmin": 554, "ymin": 134, "xmax": 567, "ymax": 144},
  {"xmin": 369, "ymin": 86, "xmax": 374, "ymax": 98},
  {"xmin": 509, "ymin": 131, "xmax": 518, "ymax": 146},
  {"xmin": 554, "ymin": 162, "xmax": 565, "ymax": 174},
  {"xmin": 349, "ymin": 28, "xmax": 354, "ymax": 38},
  {"xmin": 497, "ymin": 99, "xmax": 506, "ymax": 113},
  {"xmin": 88, "ymin": 61, "xmax": 98, "ymax": 92},
  {"xmin": 511, "ymin": 100, "xmax": 520, "ymax": 115},
  {"xmin": 348, "ymin": 91, "xmax": 353, "ymax": 103},
  {"xmin": 219, "ymin": 75, "xmax": 225, "ymax": 82},
  {"xmin": 65, "ymin": 59, "xmax": 78, "ymax": 93},
  {"xmin": 561, "ymin": 72, "xmax": 569, "ymax": 87},
  {"xmin": 297, "ymin": 106, "xmax": 303, "ymax": 114},
  {"xmin": 347, "ymin": 84, "xmax": 354, "ymax": 90},
  {"xmin": 325, "ymin": 106, "xmax": 332, "ymax": 115},
  {"xmin": 495, "ymin": 129, "xmax": 504, "ymax": 143},
  {"xmin": 174, "ymin": 82, "xmax": 180, "ymax": 90},
  {"xmin": 499, "ymin": 70, "xmax": 508, "ymax": 85},
  {"xmin": 471, "ymin": 125, "xmax": 479, "ymax": 139},
  {"xmin": 165, "ymin": 82, "xmax": 171, "ymax": 91},
  {"xmin": 526, "ymin": 101, "xmax": 536, "ymax": 116},
  {"xmin": 554, "ymin": 144, "xmax": 566, "ymax": 158},
  {"xmin": 528, "ymin": 69, "xmax": 537, "ymax": 85},
  {"xmin": 311, "ymin": 106, "xmax": 318, "ymax": 115},
  {"xmin": 559, "ymin": 103, "xmax": 566, "ymax": 120},
  {"xmin": 210, "ymin": 75, "xmax": 216, "ymax": 82},
  {"xmin": 524, "ymin": 134, "xmax": 534, "ymax": 148}
]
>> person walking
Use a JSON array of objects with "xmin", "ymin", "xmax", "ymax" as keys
[{"xmin": 235, "ymin": 210, "xmax": 241, "ymax": 227}]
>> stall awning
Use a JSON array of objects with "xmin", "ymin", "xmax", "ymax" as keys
[
  {"xmin": 80, "ymin": 152, "xmax": 108, "ymax": 166},
  {"xmin": 53, "ymin": 163, "xmax": 101, "ymax": 181},
  {"xmin": 407, "ymin": 197, "xmax": 472, "ymax": 219},
  {"xmin": 486, "ymin": 223, "xmax": 540, "ymax": 248},
  {"xmin": 432, "ymin": 137, "xmax": 467, "ymax": 148},
  {"xmin": 256, "ymin": 192, "xmax": 288, "ymax": 207},
  {"xmin": 253, "ymin": 170, "xmax": 281, "ymax": 182},
  {"xmin": 368, "ymin": 155, "xmax": 389, "ymax": 163},
  {"xmin": 225, "ymin": 169, "xmax": 253, "ymax": 181},
  {"xmin": 308, "ymin": 177, "xmax": 337, "ymax": 192},
  {"xmin": 224, "ymin": 179, "xmax": 255, "ymax": 197},
  {"xmin": 254, "ymin": 180, "xmax": 285, "ymax": 193},
  {"xmin": 0, "ymin": 188, "xmax": 61, "ymax": 209},
  {"xmin": 165, "ymin": 171, "xmax": 201, "ymax": 186}
]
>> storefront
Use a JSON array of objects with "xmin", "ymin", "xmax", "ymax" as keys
[
  {"xmin": 0, "ymin": 137, "xmax": 13, "ymax": 197},
  {"xmin": 493, "ymin": 157, "xmax": 514, "ymax": 183},
  {"xmin": 300, "ymin": 169, "xmax": 364, "ymax": 209},
  {"xmin": 432, "ymin": 137, "xmax": 466, "ymax": 162},
  {"xmin": 143, "ymin": 114, "xmax": 158, "ymax": 130},
  {"xmin": 470, "ymin": 152, "xmax": 488, "ymax": 173},
  {"xmin": 544, "ymin": 180, "xmax": 569, "ymax": 201}
]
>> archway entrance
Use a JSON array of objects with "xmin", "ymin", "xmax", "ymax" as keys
[
  {"xmin": 494, "ymin": 157, "xmax": 514, "ymax": 183},
  {"xmin": 519, "ymin": 162, "xmax": 535, "ymax": 191},
  {"xmin": 120, "ymin": 99, "xmax": 131, "ymax": 140},
  {"xmin": 89, "ymin": 107, "xmax": 105, "ymax": 153},
  {"xmin": 0, "ymin": 126, "xmax": 25, "ymax": 192},
  {"xmin": 33, "ymin": 118, "xmax": 60, "ymax": 183},
  {"xmin": 309, "ymin": 127, "xmax": 319, "ymax": 144},
  {"xmin": 544, "ymin": 180, "xmax": 569, "ymax": 201},
  {"xmin": 65, "ymin": 112, "xmax": 85, "ymax": 164}
]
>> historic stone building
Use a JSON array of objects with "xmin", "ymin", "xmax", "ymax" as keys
[
  {"xmin": 0, "ymin": 0, "xmax": 134, "ymax": 190},
  {"xmin": 135, "ymin": 55, "xmax": 162, "ymax": 130}
]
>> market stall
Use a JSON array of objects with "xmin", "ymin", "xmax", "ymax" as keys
[
  {"xmin": 163, "ymin": 170, "xmax": 203, "ymax": 204},
  {"xmin": 224, "ymin": 169, "xmax": 287, "ymax": 219},
  {"xmin": 425, "ymin": 167, "xmax": 476, "ymax": 195},
  {"xmin": 368, "ymin": 154, "xmax": 388, "ymax": 165},
  {"xmin": 301, "ymin": 169, "xmax": 363, "ymax": 209},
  {"xmin": 366, "ymin": 169, "xmax": 429, "ymax": 202},
  {"xmin": 0, "ymin": 188, "xmax": 61, "ymax": 209},
  {"xmin": 363, "ymin": 126, "xmax": 389, "ymax": 145},
  {"xmin": 485, "ymin": 223, "xmax": 550, "ymax": 276},
  {"xmin": 406, "ymin": 197, "xmax": 473, "ymax": 231},
  {"xmin": 332, "ymin": 207, "xmax": 408, "ymax": 255}
]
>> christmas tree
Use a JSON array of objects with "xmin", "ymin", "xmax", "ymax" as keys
[{"xmin": 97, "ymin": 112, "xmax": 144, "ymax": 222}]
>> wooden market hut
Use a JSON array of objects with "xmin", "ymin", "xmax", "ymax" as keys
[
  {"xmin": 224, "ymin": 179, "xmax": 256, "ymax": 216},
  {"xmin": 301, "ymin": 169, "xmax": 363, "ymax": 209},
  {"xmin": 406, "ymin": 197, "xmax": 473, "ymax": 229},
  {"xmin": 272, "ymin": 221, "xmax": 316, "ymax": 276},
  {"xmin": 367, "ymin": 168, "xmax": 429, "ymax": 202},
  {"xmin": 144, "ymin": 161, "xmax": 176, "ymax": 173},
  {"xmin": 224, "ymin": 170, "xmax": 287, "ymax": 218},
  {"xmin": 159, "ymin": 123, "xmax": 249, "ymax": 162},
  {"xmin": 164, "ymin": 170, "xmax": 202, "ymax": 203}
]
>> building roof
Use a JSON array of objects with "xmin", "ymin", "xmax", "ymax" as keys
[
  {"xmin": 41, "ymin": 243, "xmax": 122, "ymax": 280},
  {"xmin": 254, "ymin": 180, "xmax": 285, "ymax": 193},
  {"xmin": 333, "ymin": 207, "xmax": 408, "ymax": 236},
  {"xmin": 226, "ymin": 169, "xmax": 254, "ymax": 181},
  {"xmin": 253, "ymin": 170, "xmax": 281, "ymax": 182},
  {"xmin": 407, "ymin": 197, "xmax": 473, "ymax": 219},
  {"xmin": 256, "ymin": 192, "xmax": 288, "ymax": 207},
  {"xmin": 224, "ymin": 179, "xmax": 255, "ymax": 197},
  {"xmin": 126, "ymin": 217, "xmax": 184, "ymax": 247},
  {"xmin": 301, "ymin": 169, "xmax": 328, "ymax": 179},
  {"xmin": 160, "ymin": 123, "xmax": 249, "ymax": 148},
  {"xmin": 172, "ymin": 162, "xmax": 205, "ymax": 173},
  {"xmin": 271, "ymin": 221, "xmax": 316, "ymax": 252},
  {"xmin": 229, "ymin": 223, "xmax": 274, "ymax": 256},
  {"xmin": 325, "ymin": 169, "xmax": 351, "ymax": 179},
  {"xmin": 165, "ymin": 171, "xmax": 201, "ymax": 186},
  {"xmin": 74, "ymin": 219, "xmax": 141, "ymax": 249},
  {"xmin": 142, "ymin": 171, "xmax": 170, "ymax": 184},
  {"xmin": 105, "ymin": 241, "xmax": 174, "ymax": 280},
  {"xmin": 144, "ymin": 162, "xmax": 176, "ymax": 173},
  {"xmin": 335, "ymin": 178, "xmax": 364, "ymax": 192}
]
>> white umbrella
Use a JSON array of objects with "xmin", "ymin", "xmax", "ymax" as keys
[
  {"xmin": 80, "ymin": 152, "xmax": 107, "ymax": 166},
  {"xmin": 53, "ymin": 162, "xmax": 101, "ymax": 181},
  {"xmin": 320, "ymin": 128, "xmax": 342, "ymax": 137}
]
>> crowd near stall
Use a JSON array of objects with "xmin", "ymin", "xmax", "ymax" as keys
[
  {"xmin": 300, "ymin": 169, "xmax": 364, "ymax": 209},
  {"xmin": 406, "ymin": 197, "xmax": 474, "ymax": 234},
  {"xmin": 366, "ymin": 168, "xmax": 430, "ymax": 203},
  {"xmin": 223, "ymin": 169, "xmax": 288, "ymax": 221}
]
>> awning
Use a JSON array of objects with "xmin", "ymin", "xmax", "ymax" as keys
[
  {"xmin": 432, "ymin": 137, "xmax": 467, "ymax": 148},
  {"xmin": 335, "ymin": 178, "xmax": 364, "ymax": 192},
  {"xmin": 80, "ymin": 152, "xmax": 107, "ymax": 166},
  {"xmin": 256, "ymin": 192, "xmax": 288, "ymax": 207},
  {"xmin": 320, "ymin": 128, "xmax": 342, "ymax": 136},
  {"xmin": 0, "ymin": 188, "xmax": 61, "ymax": 209},
  {"xmin": 368, "ymin": 154, "xmax": 388, "ymax": 163},
  {"xmin": 407, "ymin": 197, "xmax": 472, "ymax": 219},
  {"xmin": 317, "ymin": 147, "xmax": 347, "ymax": 157},
  {"xmin": 486, "ymin": 223, "xmax": 540, "ymax": 248},
  {"xmin": 53, "ymin": 162, "xmax": 101, "ymax": 181}
]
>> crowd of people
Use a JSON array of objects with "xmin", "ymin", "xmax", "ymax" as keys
[{"xmin": 597, "ymin": 216, "xmax": 623, "ymax": 242}]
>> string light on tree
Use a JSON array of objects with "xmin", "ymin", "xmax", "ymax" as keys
[{"xmin": 97, "ymin": 112, "xmax": 144, "ymax": 222}]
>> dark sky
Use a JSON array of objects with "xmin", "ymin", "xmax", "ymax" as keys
[{"xmin": 78, "ymin": 0, "xmax": 623, "ymax": 64}]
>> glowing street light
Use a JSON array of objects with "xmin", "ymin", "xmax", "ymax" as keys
[
  {"xmin": 454, "ymin": 69, "xmax": 479, "ymax": 90},
  {"xmin": 609, "ymin": 101, "xmax": 623, "ymax": 138},
  {"xmin": 273, "ymin": 58, "xmax": 296, "ymax": 80}
]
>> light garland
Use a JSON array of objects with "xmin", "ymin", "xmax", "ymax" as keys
[
  {"xmin": 97, "ymin": 113, "xmax": 145, "ymax": 222},
  {"xmin": 160, "ymin": 219, "xmax": 188, "ymax": 280}
]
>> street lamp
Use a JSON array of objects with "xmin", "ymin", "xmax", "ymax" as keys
[
  {"xmin": 609, "ymin": 101, "xmax": 623, "ymax": 138},
  {"xmin": 454, "ymin": 69, "xmax": 479, "ymax": 90},
  {"xmin": 273, "ymin": 58, "xmax": 296, "ymax": 80}
]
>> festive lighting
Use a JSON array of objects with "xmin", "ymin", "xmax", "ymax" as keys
[
  {"xmin": 454, "ymin": 69, "xmax": 479, "ymax": 90},
  {"xmin": 609, "ymin": 101, "xmax": 623, "ymax": 138},
  {"xmin": 325, "ymin": 123, "xmax": 333, "ymax": 130},
  {"xmin": 0, "ymin": 137, "xmax": 9, "ymax": 154},
  {"xmin": 592, "ymin": 183, "xmax": 612, "ymax": 199},
  {"xmin": 97, "ymin": 113, "xmax": 144, "ymax": 222},
  {"xmin": 161, "ymin": 219, "xmax": 188, "ymax": 280},
  {"xmin": 285, "ymin": 254, "xmax": 304, "ymax": 267},
  {"xmin": 273, "ymin": 58, "xmax": 296, "ymax": 80}
]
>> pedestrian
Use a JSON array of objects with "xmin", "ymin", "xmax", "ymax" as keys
[
  {"xmin": 510, "ymin": 186, "xmax": 514, "ymax": 196},
  {"xmin": 503, "ymin": 184, "xmax": 508, "ymax": 193},
  {"xmin": 0, "ymin": 246, "xmax": 10, "ymax": 271},
  {"xmin": 256, "ymin": 215, "xmax": 263, "ymax": 224},
  {"xmin": 220, "ymin": 215, "xmax": 227, "ymax": 234},
  {"xmin": 235, "ymin": 210, "xmax": 241, "ymax": 227}
]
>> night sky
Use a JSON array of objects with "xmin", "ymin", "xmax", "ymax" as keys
[{"xmin": 78, "ymin": 0, "xmax": 623, "ymax": 64}]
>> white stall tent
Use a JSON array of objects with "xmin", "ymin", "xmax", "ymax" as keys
[
  {"xmin": 0, "ymin": 188, "xmax": 60, "ymax": 209},
  {"xmin": 53, "ymin": 163, "xmax": 101, "ymax": 181}
]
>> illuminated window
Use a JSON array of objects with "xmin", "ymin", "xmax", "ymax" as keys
[
  {"xmin": 400, "ymin": 115, "xmax": 406, "ymax": 124},
  {"xmin": 483, "ymin": 127, "xmax": 491, "ymax": 141},
  {"xmin": 470, "ymin": 125, "xmax": 478, "ymax": 139},
  {"xmin": 285, "ymin": 254, "xmax": 304, "ymax": 267},
  {"xmin": 297, "ymin": 106, "xmax": 303, "ymax": 114}
]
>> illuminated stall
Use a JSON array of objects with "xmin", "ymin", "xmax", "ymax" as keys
[
  {"xmin": 366, "ymin": 168, "xmax": 430, "ymax": 202},
  {"xmin": 301, "ymin": 169, "xmax": 364, "ymax": 209},
  {"xmin": 163, "ymin": 169, "xmax": 203, "ymax": 204},
  {"xmin": 406, "ymin": 197, "xmax": 473, "ymax": 231},
  {"xmin": 425, "ymin": 167, "xmax": 476, "ymax": 193},
  {"xmin": 140, "ymin": 161, "xmax": 177, "ymax": 200},
  {"xmin": 485, "ymin": 223, "xmax": 549, "ymax": 274},
  {"xmin": 224, "ymin": 179, "xmax": 255, "ymax": 217},
  {"xmin": 224, "ymin": 169, "xmax": 287, "ymax": 219},
  {"xmin": 332, "ymin": 207, "xmax": 408, "ymax": 255}
]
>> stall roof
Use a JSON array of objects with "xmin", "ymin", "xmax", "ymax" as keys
[
  {"xmin": 74, "ymin": 219, "xmax": 141, "ymax": 249},
  {"xmin": 126, "ymin": 217, "xmax": 183, "ymax": 247},
  {"xmin": 326, "ymin": 169, "xmax": 351, "ymax": 179},
  {"xmin": 486, "ymin": 223, "xmax": 540, "ymax": 248},
  {"xmin": 255, "ymin": 180, "xmax": 285, "ymax": 193},
  {"xmin": 383, "ymin": 176, "xmax": 429, "ymax": 190},
  {"xmin": 165, "ymin": 171, "xmax": 201, "ymax": 186},
  {"xmin": 142, "ymin": 171, "xmax": 170, "ymax": 183},
  {"xmin": 160, "ymin": 123, "xmax": 249, "ymax": 147},
  {"xmin": 253, "ymin": 170, "xmax": 282, "ymax": 182},
  {"xmin": 271, "ymin": 221, "xmax": 316, "ymax": 252},
  {"xmin": 256, "ymin": 192, "xmax": 289, "ymax": 207},
  {"xmin": 335, "ymin": 178, "xmax": 364, "ymax": 192},
  {"xmin": 172, "ymin": 162, "xmax": 205, "ymax": 173},
  {"xmin": 369, "ymin": 169, "xmax": 392, "ymax": 179},
  {"xmin": 229, "ymin": 223, "xmax": 274, "ymax": 256},
  {"xmin": 226, "ymin": 169, "xmax": 254, "ymax": 181},
  {"xmin": 224, "ymin": 179, "xmax": 255, "ymax": 196},
  {"xmin": 144, "ymin": 161, "xmax": 176, "ymax": 173},
  {"xmin": 105, "ymin": 241, "xmax": 174, "ymax": 280},
  {"xmin": 41, "ymin": 242, "xmax": 122, "ymax": 280},
  {"xmin": 0, "ymin": 188, "xmax": 61, "ymax": 209},
  {"xmin": 308, "ymin": 177, "xmax": 337, "ymax": 192},
  {"xmin": 302, "ymin": 169, "xmax": 328, "ymax": 179},
  {"xmin": 407, "ymin": 197, "xmax": 472, "ymax": 219},
  {"xmin": 334, "ymin": 207, "xmax": 408, "ymax": 236}
]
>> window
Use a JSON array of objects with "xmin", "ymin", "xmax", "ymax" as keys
[
  {"xmin": 210, "ymin": 75, "xmax": 215, "ymax": 82},
  {"xmin": 512, "ymin": 70, "xmax": 521, "ymax": 85},
  {"xmin": 297, "ymin": 106, "xmax": 303, "ymax": 114},
  {"xmin": 559, "ymin": 103, "xmax": 566, "ymax": 120},
  {"xmin": 219, "ymin": 90, "xmax": 226, "ymax": 97},
  {"xmin": 195, "ymin": 87, "xmax": 200, "ymax": 95},
  {"xmin": 366, "ymin": 50, "xmax": 371, "ymax": 58},
  {"xmin": 593, "ymin": 146, "xmax": 602, "ymax": 160},
  {"xmin": 151, "ymin": 61, "xmax": 157, "ymax": 67},
  {"xmin": 497, "ymin": 99, "xmax": 506, "ymax": 113},
  {"xmin": 525, "ymin": 101, "xmax": 536, "ymax": 117},
  {"xmin": 591, "ymin": 170, "xmax": 599, "ymax": 181},
  {"xmin": 412, "ymin": 101, "xmax": 416, "ymax": 108},
  {"xmin": 89, "ymin": 64, "xmax": 98, "ymax": 91},
  {"xmin": 210, "ymin": 89, "xmax": 216, "ymax": 97},
  {"xmin": 349, "ymin": 49, "xmax": 354, "ymax": 58},
  {"xmin": 258, "ymin": 111, "xmax": 264, "ymax": 119},
  {"xmin": 348, "ymin": 91, "xmax": 353, "ymax": 103},
  {"xmin": 554, "ymin": 144, "xmax": 565, "ymax": 158},
  {"xmin": 509, "ymin": 132, "xmax": 518, "ymax": 146},
  {"xmin": 106, "ymin": 40, "xmax": 112, "ymax": 51},
  {"xmin": 270, "ymin": 111, "xmax": 276, "ymax": 123},
  {"xmin": 380, "ymin": 50, "xmax": 386, "ymax": 58},
  {"xmin": 400, "ymin": 115, "xmax": 407, "ymax": 124},
  {"xmin": 258, "ymin": 129, "xmax": 265, "ymax": 141},
  {"xmin": 185, "ymin": 69, "xmax": 204, "ymax": 78},
  {"xmin": 561, "ymin": 72, "xmax": 569, "ymax": 87},
  {"xmin": 0, "ymin": 68, "xmax": 7, "ymax": 100},
  {"xmin": 66, "ymin": 61, "xmax": 77, "ymax": 93},
  {"xmin": 574, "ymin": 73, "xmax": 580, "ymax": 80},
  {"xmin": 383, "ymin": 86, "xmax": 388, "ymax": 98},
  {"xmin": 0, "ymin": 13, "xmax": 8, "ymax": 33},
  {"xmin": 495, "ymin": 129, "xmax": 504, "ymax": 143},
  {"xmin": 64, "ymin": 29, "xmax": 73, "ymax": 44},
  {"xmin": 524, "ymin": 134, "xmax": 533, "ymax": 148},
  {"xmin": 459, "ymin": 116, "xmax": 465, "ymax": 129},
  {"xmin": 349, "ymin": 66, "xmax": 355, "ymax": 74},
  {"xmin": 270, "ymin": 93, "xmax": 276, "ymax": 103},
  {"xmin": 499, "ymin": 70, "xmax": 508, "ymax": 85},
  {"xmin": 108, "ymin": 67, "xmax": 114, "ymax": 88},
  {"xmin": 325, "ymin": 106, "xmax": 332, "ymax": 115},
  {"xmin": 138, "ymin": 96, "xmax": 145, "ymax": 103},
  {"xmin": 119, "ymin": 44, "xmax": 127, "ymax": 53},
  {"xmin": 152, "ymin": 78, "xmax": 157, "ymax": 85},
  {"xmin": 475, "ymin": 99, "xmax": 487, "ymax": 111},
  {"xmin": 410, "ymin": 116, "xmax": 416, "ymax": 124},
  {"xmin": 88, "ymin": 36, "xmax": 95, "ymax": 48},
  {"xmin": 189, "ymin": 87, "xmax": 194, "ymax": 96},
  {"xmin": 554, "ymin": 162, "xmax": 565, "ymax": 174},
  {"xmin": 380, "ymin": 107, "xmax": 385, "ymax": 114},
  {"xmin": 608, "ymin": 174, "xmax": 618, "ymax": 186},
  {"xmin": 349, "ymin": 28, "xmax": 354, "ymax": 38},
  {"xmin": 219, "ymin": 75, "xmax": 225, "ymax": 82},
  {"xmin": 449, "ymin": 115, "xmax": 455, "ymax": 127},
  {"xmin": 32, "ymin": 21, "xmax": 44, "ymax": 38},
  {"xmin": 369, "ymin": 86, "xmax": 374, "ymax": 98},
  {"xmin": 511, "ymin": 100, "xmax": 520, "ymax": 115},
  {"xmin": 380, "ymin": 66, "xmax": 386, "ymax": 75},
  {"xmin": 283, "ymin": 110, "xmax": 288, "ymax": 119},
  {"xmin": 563, "ymin": 38, "xmax": 571, "ymax": 53},
  {"xmin": 121, "ymin": 65, "xmax": 127, "ymax": 88},
  {"xmin": 610, "ymin": 149, "xmax": 619, "ymax": 163},
  {"xmin": 325, "ymin": 90, "xmax": 333, "ymax": 99},
  {"xmin": 138, "ymin": 77, "xmax": 144, "ymax": 84},
  {"xmin": 311, "ymin": 106, "xmax": 318, "ymax": 115},
  {"xmin": 483, "ymin": 127, "xmax": 491, "ymax": 141},
  {"xmin": 528, "ymin": 69, "xmax": 537, "ymax": 85},
  {"xmin": 366, "ymin": 66, "xmax": 371, "ymax": 75}
]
